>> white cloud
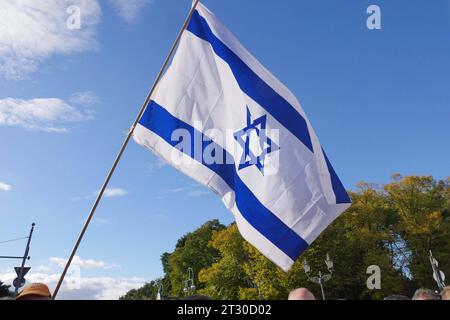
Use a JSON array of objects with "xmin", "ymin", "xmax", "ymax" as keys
[
  {"xmin": 145, "ymin": 159, "xmax": 167, "ymax": 173},
  {"xmin": 0, "ymin": 271, "xmax": 144, "ymax": 300},
  {"xmin": 49, "ymin": 256, "xmax": 116, "ymax": 270},
  {"xmin": 102, "ymin": 188, "xmax": 128, "ymax": 198},
  {"xmin": 0, "ymin": 97, "xmax": 93, "ymax": 132},
  {"xmin": 93, "ymin": 217, "xmax": 110, "ymax": 225},
  {"xmin": 162, "ymin": 187, "xmax": 186, "ymax": 195},
  {"xmin": 73, "ymin": 187, "xmax": 127, "ymax": 202},
  {"xmin": 70, "ymin": 91, "xmax": 99, "ymax": 106},
  {"xmin": 0, "ymin": 0, "xmax": 101, "ymax": 80},
  {"xmin": 108, "ymin": 0, "xmax": 153, "ymax": 25},
  {"xmin": 0, "ymin": 182, "xmax": 12, "ymax": 191},
  {"xmin": 189, "ymin": 190, "xmax": 209, "ymax": 197},
  {"xmin": 159, "ymin": 186, "xmax": 209, "ymax": 198},
  {"xmin": 1, "ymin": 256, "xmax": 141, "ymax": 299},
  {"xmin": 35, "ymin": 265, "xmax": 51, "ymax": 272}
]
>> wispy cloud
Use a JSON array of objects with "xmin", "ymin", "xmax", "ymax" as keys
[
  {"xmin": 158, "ymin": 185, "xmax": 209, "ymax": 199},
  {"xmin": 161, "ymin": 187, "xmax": 187, "ymax": 195},
  {"xmin": 93, "ymin": 217, "xmax": 110, "ymax": 225},
  {"xmin": 108, "ymin": 0, "xmax": 153, "ymax": 25},
  {"xmin": 0, "ymin": 182, "xmax": 12, "ymax": 192},
  {"xmin": 145, "ymin": 158, "xmax": 167, "ymax": 173},
  {"xmin": 70, "ymin": 91, "xmax": 99, "ymax": 107},
  {"xmin": 188, "ymin": 190, "xmax": 210, "ymax": 197},
  {"xmin": 71, "ymin": 195, "xmax": 92, "ymax": 202},
  {"xmin": 102, "ymin": 188, "xmax": 128, "ymax": 198},
  {"xmin": 0, "ymin": 0, "xmax": 101, "ymax": 80},
  {"xmin": 49, "ymin": 255, "xmax": 118, "ymax": 270},
  {"xmin": 73, "ymin": 187, "xmax": 128, "ymax": 201},
  {"xmin": 0, "ymin": 97, "xmax": 93, "ymax": 132}
]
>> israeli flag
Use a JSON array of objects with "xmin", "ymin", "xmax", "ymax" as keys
[{"xmin": 134, "ymin": 3, "xmax": 351, "ymax": 271}]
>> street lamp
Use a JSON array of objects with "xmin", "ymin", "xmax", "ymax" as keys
[
  {"xmin": 429, "ymin": 250, "xmax": 446, "ymax": 291},
  {"xmin": 245, "ymin": 278, "xmax": 262, "ymax": 300},
  {"xmin": 156, "ymin": 280, "xmax": 163, "ymax": 300},
  {"xmin": 183, "ymin": 267, "xmax": 196, "ymax": 294},
  {"xmin": 303, "ymin": 254, "xmax": 334, "ymax": 300}
]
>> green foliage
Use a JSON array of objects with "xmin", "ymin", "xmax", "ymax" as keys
[
  {"xmin": 197, "ymin": 224, "xmax": 248, "ymax": 299},
  {"xmin": 164, "ymin": 220, "xmax": 225, "ymax": 297},
  {"xmin": 122, "ymin": 175, "xmax": 450, "ymax": 300},
  {"xmin": 242, "ymin": 241, "xmax": 289, "ymax": 299},
  {"xmin": 385, "ymin": 175, "xmax": 450, "ymax": 290}
]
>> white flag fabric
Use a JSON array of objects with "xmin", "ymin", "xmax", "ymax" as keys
[{"xmin": 134, "ymin": 2, "xmax": 351, "ymax": 271}]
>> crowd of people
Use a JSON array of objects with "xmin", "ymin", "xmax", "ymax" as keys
[
  {"xmin": 287, "ymin": 287, "xmax": 450, "ymax": 301},
  {"xmin": 1, "ymin": 283, "xmax": 449, "ymax": 300}
]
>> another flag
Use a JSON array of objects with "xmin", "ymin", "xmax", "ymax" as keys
[{"xmin": 134, "ymin": 2, "xmax": 351, "ymax": 271}]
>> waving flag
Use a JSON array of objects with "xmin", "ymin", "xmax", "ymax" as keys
[{"xmin": 133, "ymin": 2, "xmax": 351, "ymax": 271}]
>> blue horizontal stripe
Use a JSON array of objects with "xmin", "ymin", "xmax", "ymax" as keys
[
  {"xmin": 139, "ymin": 101, "xmax": 309, "ymax": 261},
  {"xmin": 187, "ymin": 10, "xmax": 314, "ymax": 153}
]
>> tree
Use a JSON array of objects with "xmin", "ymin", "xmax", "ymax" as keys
[
  {"xmin": 121, "ymin": 175, "xmax": 450, "ymax": 300},
  {"xmin": 288, "ymin": 182, "xmax": 410, "ymax": 300},
  {"xmin": 165, "ymin": 220, "xmax": 225, "ymax": 297},
  {"xmin": 241, "ymin": 241, "xmax": 289, "ymax": 300},
  {"xmin": 385, "ymin": 175, "xmax": 450, "ymax": 290},
  {"xmin": 0, "ymin": 281, "xmax": 12, "ymax": 298},
  {"xmin": 198, "ymin": 224, "xmax": 249, "ymax": 299}
]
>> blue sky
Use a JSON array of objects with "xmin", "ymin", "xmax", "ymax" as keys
[{"xmin": 0, "ymin": 0, "xmax": 449, "ymax": 299}]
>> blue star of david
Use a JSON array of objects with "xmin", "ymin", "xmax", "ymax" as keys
[{"xmin": 233, "ymin": 107, "xmax": 280, "ymax": 175}]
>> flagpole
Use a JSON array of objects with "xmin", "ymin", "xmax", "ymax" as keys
[{"xmin": 52, "ymin": 0, "xmax": 201, "ymax": 300}]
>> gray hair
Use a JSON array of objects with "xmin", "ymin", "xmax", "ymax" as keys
[{"xmin": 412, "ymin": 288, "xmax": 440, "ymax": 300}]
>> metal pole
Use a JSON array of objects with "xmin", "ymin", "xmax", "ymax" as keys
[
  {"xmin": 14, "ymin": 223, "xmax": 35, "ymax": 296},
  {"xmin": 318, "ymin": 271, "xmax": 326, "ymax": 300},
  {"xmin": 52, "ymin": 0, "xmax": 202, "ymax": 300},
  {"xmin": 429, "ymin": 250, "xmax": 445, "ymax": 291},
  {"xmin": 257, "ymin": 284, "xmax": 262, "ymax": 301}
]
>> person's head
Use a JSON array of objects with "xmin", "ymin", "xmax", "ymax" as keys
[
  {"xmin": 288, "ymin": 288, "xmax": 316, "ymax": 300},
  {"xmin": 384, "ymin": 295, "xmax": 410, "ymax": 300},
  {"xmin": 15, "ymin": 283, "xmax": 51, "ymax": 300},
  {"xmin": 412, "ymin": 288, "xmax": 440, "ymax": 300},
  {"xmin": 0, "ymin": 297, "xmax": 13, "ymax": 300},
  {"xmin": 441, "ymin": 286, "xmax": 450, "ymax": 300}
]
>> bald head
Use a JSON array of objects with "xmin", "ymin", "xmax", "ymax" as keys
[
  {"xmin": 441, "ymin": 287, "xmax": 450, "ymax": 300},
  {"xmin": 288, "ymin": 288, "xmax": 316, "ymax": 300},
  {"xmin": 412, "ymin": 288, "xmax": 439, "ymax": 300}
]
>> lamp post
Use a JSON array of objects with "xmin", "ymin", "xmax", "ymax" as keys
[
  {"xmin": 245, "ymin": 278, "xmax": 262, "ymax": 300},
  {"xmin": 156, "ymin": 280, "xmax": 163, "ymax": 300},
  {"xmin": 303, "ymin": 254, "xmax": 334, "ymax": 300},
  {"xmin": 183, "ymin": 267, "xmax": 196, "ymax": 295},
  {"xmin": 429, "ymin": 250, "xmax": 446, "ymax": 292}
]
